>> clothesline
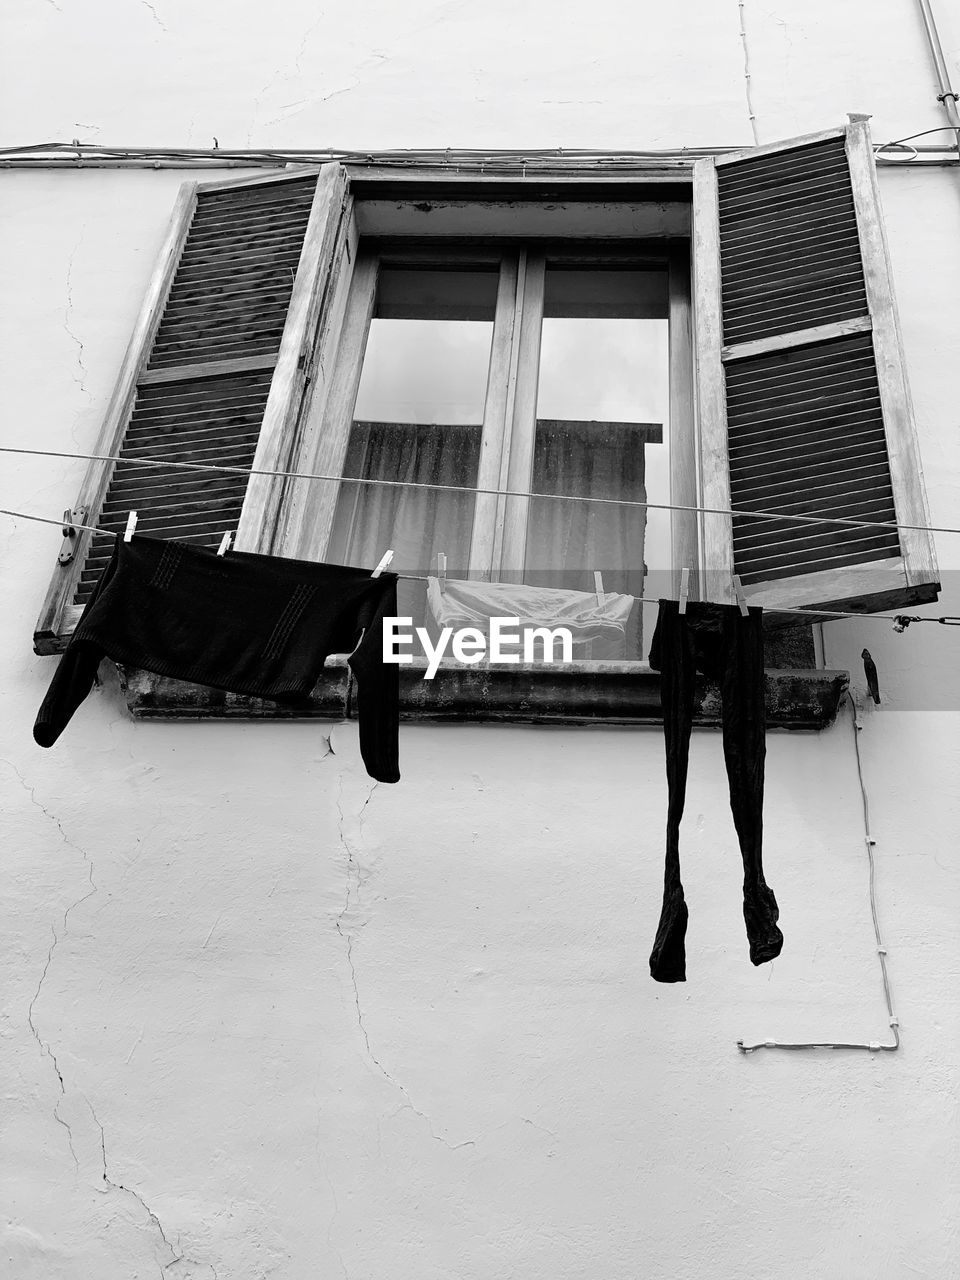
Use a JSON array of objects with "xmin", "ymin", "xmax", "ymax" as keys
[
  {"xmin": 3, "ymin": 444, "xmax": 960, "ymax": 540},
  {"xmin": 1, "ymin": 502, "xmax": 955, "ymax": 629}
]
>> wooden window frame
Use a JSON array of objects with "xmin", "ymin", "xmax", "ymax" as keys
[
  {"xmin": 269, "ymin": 184, "xmax": 695, "ymax": 592},
  {"xmin": 276, "ymin": 236, "xmax": 689, "ymax": 596}
]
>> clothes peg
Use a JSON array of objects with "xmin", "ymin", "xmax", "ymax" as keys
[
  {"xmin": 371, "ymin": 549, "xmax": 394, "ymax": 578},
  {"xmin": 437, "ymin": 551, "xmax": 447, "ymax": 593},
  {"xmin": 58, "ymin": 507, "xmax": 86, "ymax": 566},
  {"xmin": 861, "ymin": 648, "xmax": 881, "ymax": 705},
  {"xmin": 594, "ymin": 571, "xmax": 605, "ymax": 609},
  {"xmin": 124, "ymin": 511, "xmax": 138, "ymax": 542},
  {"xmin": 732, "ymin": 573, "xmax": 749, "ymax": 617},
  {"xmin": 678, "ymin": 567, "xmax": 690, "ymax": 615},
  {"xmin": 217, "ymin": 531, "xmax": 233, "ymax": 556}
]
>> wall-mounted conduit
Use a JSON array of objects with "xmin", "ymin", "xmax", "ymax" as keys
[{"xmin": 737, "ymin": 692, "xmax": 900, "ymax": 1054}]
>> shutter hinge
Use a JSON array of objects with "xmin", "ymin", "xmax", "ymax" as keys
[{"xmin": 58, "ymin": 507, "xmax": 87, "ymax": 565}]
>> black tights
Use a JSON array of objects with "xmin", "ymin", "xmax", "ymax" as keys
[{"xmin": 647, "ymin": 599, "xmax": 783, "ymax": 982}]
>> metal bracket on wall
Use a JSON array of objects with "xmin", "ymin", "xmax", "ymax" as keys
[{"xmin": 58, "ymin": 507, "xmax": 87, "ymax": 565}]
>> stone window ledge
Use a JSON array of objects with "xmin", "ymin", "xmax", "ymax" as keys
[{"xmin": 120, "ymin": 658, "xmax": 849, "ymax": 731}]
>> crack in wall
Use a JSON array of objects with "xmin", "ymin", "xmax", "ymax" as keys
[
  {"xmin": 91, "ymin": 1104, "xmax": 214, "ymax": 1278},
  {"xmin": 5, "ymin": 760, "xmax": 215, "ymax": 1277},
  {"xmin": 312, "ymin": 1091, "xmax": 349, "ymax": 1280},
  {"xmin": 5, "ymin": 760, "xmax": 99, "ymax": 933},
  {"xmin": 293, "ymin": 13, "xmax": 325, "ymax": 80},
  {"xmin": 317, "ymin": 81, "xmax": 363, "ymax": 108},
  {"xmin": 6, "ymin": 760, "xmax": 97, "ymax": 1174},
  {"xmin": 87, "ymin": 1028, "xmax": 211, "ymax": 1279},
  {"xmin": 254, "ymin": 28, "xmax": 396, "ymax": 135},
  {"xmin": 521, "ymin": 1117, "xmax": 559, "ymax": 1140},
  {"xmin": 264, "ymin": 100, "xmax": 310, "ymax": 127},
  {"xmin": 27, "ymin": 930, "xmax": 80, "ymax": 1170},
  {"xmin": 248, "ymin": 42, "xmax": 309, "ymax": 144},
  {"xmin": 141, "ymin": 2, "xmax": 168, "ymax": 34},
  {"xmin": 333, "ymin": 774, "xmax": 475, "ymax": 1154},
  {"xmin": 63, "ymin": 233, "xmax": 92, "ymax": 446},
  {"xmin": 253, "ymin": 13, "xmax": 381, "ymax": 136}
]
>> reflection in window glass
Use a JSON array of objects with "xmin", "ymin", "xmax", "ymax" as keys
[
  {"xmin": 328, "ymin": 267, "xmax": 497, "ymax": 622},
  {"xmin": 524, "ymin": 267, "xmax": 669, "ymax": 659}
]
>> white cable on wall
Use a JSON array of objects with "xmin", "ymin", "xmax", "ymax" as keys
[
  {"xmin": 737, "ymin": 691, "xmax": 900, "ymax": 1054},
  {"xmin": 737, "ymin": 0, "xmax": 761, "ymax": 145}
]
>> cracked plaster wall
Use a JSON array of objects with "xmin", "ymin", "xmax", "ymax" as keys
[
  {"xmin": 1, "ymin": 0, "xmax": 958, "ymax": 149},
  {"xmin": 2, "ymin": 3, "xmax": 960, "ymax": 1277}
]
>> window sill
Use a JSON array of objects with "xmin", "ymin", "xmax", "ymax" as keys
[{"xmin": 119, "ymin": 658, "xmax": 849, "ymax": 731}]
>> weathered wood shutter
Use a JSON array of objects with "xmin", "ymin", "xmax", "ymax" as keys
[
  {"xmin": 35, "ymin": 165, "xmax": 351, "ymax": 653},
  {"xmin": 694, "ymin": 121, "xmax": 939, "ymax": 613}
]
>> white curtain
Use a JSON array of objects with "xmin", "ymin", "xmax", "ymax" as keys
[
  {"xmin": 523, "ymin": 421, "xmax": 647, "ymax": 657},
  {"xmin": 327, "ymin": 420, "xmax": 480, "ymax": 623},
  {"xmin": 328, "ymin": 418, "xmax": 647, "ymax": 656}
]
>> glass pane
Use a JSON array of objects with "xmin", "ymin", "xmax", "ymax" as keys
[
  {"xmin": 327, "ymin": 267, "xmax": 498, "ymax": 625},
  {"xmin": 524, "ymin": 267, "xmax": 670, "ymax": 659}
]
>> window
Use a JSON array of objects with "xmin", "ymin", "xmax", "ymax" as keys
[
  {"xmin": 36, "ymin": 124, "xmax": 939, "ymax": 723},
  {"xmin": 312, "ymin": 245, "xmax": 674, "ymax": 660}
]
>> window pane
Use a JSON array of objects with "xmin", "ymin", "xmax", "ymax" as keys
[
  {"xmin": 327, "ymin": 267, "xmax": 498, "ymax": 624},
  {"xmin": 525, "ymin": 267, "xmax": 669, "ymax": 659}
]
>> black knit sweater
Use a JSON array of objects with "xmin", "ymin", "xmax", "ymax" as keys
[{"xmin": 34, "ymin": 536, "xmax": 401, "ymax": 782}]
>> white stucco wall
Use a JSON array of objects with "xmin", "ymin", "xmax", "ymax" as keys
[{"xmin": 2, "ymin": 3, "xmax": 959, "ymax": 1277}]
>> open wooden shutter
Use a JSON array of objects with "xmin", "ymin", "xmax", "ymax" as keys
[
  {"xmin": 34, "ymin": 164, "xmax": 352, "ymax": 654},
  {"xmin": 693, "ymin": 120, "xmax": 939, "ymax": 613}
]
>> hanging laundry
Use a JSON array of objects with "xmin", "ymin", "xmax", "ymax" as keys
[
  {"xmin": 861, "ymin": 648, "xmax": 881, "ymax": 704},
  {"xmin": 33, "ymin": 536, "xmax": 401, "ymax": 783},
  {"xmin": 427, "ymin": 576, "xmax": 635, "ymax": 655},
  {"xmin": 647, "ymin": 599, "xmax": 783, "ymax": 981}
]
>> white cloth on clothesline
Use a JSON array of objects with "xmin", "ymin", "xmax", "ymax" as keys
[{"xmin": 426, "ymin": 576, "xmax": 635, "ymax": 644}]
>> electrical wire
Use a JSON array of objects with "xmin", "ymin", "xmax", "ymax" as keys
[
  {"xmin": 737, "ymin": 0, "xmax": 761, "ymax": 146},
  {"xmin": 0, "ymin": 141, "xmax": 733, "ymax": 169},
  {"xmin": 0, "ymin": 139, "xmax": 956, "ymax": 172},
  {"xmin": 873, "ymin": 141, "xmax": 920, "ymax": 162},
  {"xmin": 875, "ymin": 124, "xmax": 960, "ymax": 148},
  {"xmin": 1, "ymin": 501, "xmax": 957, "ymax": 627},
  {"xmin": 0, "ymin": 136, "xmax": 957, "ymax": 164},
  {"xmin": 873, "ymin": 125, "xmax": 960, "ymax": 164},
  {"xmin": 737, "ymin": 691, "xmax": 900, "ymax": 1054},
  {"xmin": 4, "ymin": 443, "xmax": 960, "ymax": 541}
]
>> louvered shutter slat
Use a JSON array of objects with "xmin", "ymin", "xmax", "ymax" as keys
[
  {"xmin": 102, "ymin": 469, "xmax": 260, "ymax": 498},
  {"xmin": 724, "ymin": 333, "xmax": 899, "ymax": 583},
  {"xmin": 132, "ymin": 377, "xmax": 272, "ymax": 408},
  {"xmin": 35, "ymin": 163, "xmax": 353, "ymax": 650},
  {"xmin": 728, "ymin": 416, "xmax": 885, "ymax": 453},
  {"xmin": 120, "ymin": 433, "xmax": 265, "ymax": 458},
  {"xmin": 695, "ymin": 122, "xmax": 938, "ymax": 614},
  {"xmin": 67, "ymin": 177, "xmax": 321, "ymax": 608},
  {"xmin": 73, "ymin": 368, "xmax": 282, "ymax": 604},
  {"xmin": 148, "ymin": 341, "xmax": 283, "ymax": 367}
]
